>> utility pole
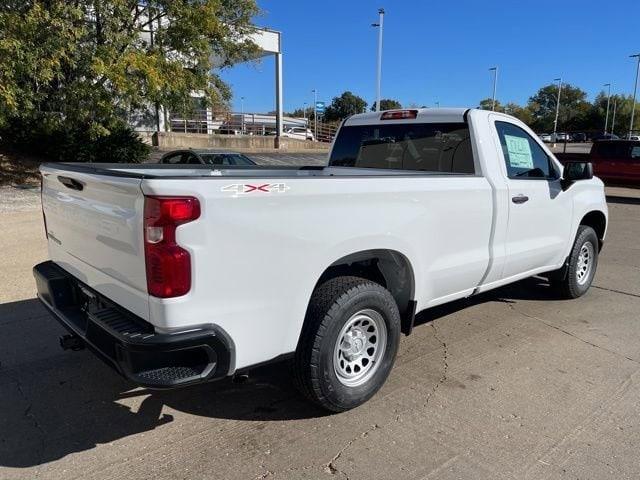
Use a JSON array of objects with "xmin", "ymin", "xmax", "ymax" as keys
[
  {"xmin": 489, "ymin": 67, "xmax": 498, "ymax": 111},
  {"xmin": 553, "ymin": 77, "xmax": 562, "ymax": 145},
  {"xmin": 312, "ymin": 89, "xmax": 318, "ymax": 141},
  {"xmin": 603, "ymin": 83, "xmax": 611, "ymax": 134},
  {"xmin": 629, "ymin": 54, "xmax": 640, "ymax": 138},
  {"xmin": 371, "ymin": 8, "xmax": 385, "ymax": 112}
]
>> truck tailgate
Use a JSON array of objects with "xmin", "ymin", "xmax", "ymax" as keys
[{"xmin": 40, "ymin": 165, "xmax": 149, "ymax": 320}]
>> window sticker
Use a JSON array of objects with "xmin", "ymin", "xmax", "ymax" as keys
[{"xmin": 504, "ymin": 134, "xmax": 534, "ymax": 169}]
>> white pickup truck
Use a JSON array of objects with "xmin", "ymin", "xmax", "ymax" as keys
[{"xmin": 34, "ymin": 108, "xmax": 607, "ymax": 411}]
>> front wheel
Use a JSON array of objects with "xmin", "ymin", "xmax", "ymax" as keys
[
  {"xmin": 293, "ymin": 276, "xmax": 401, "ymax": 412},
  {"xmin": 551, "ymin": 225, "xmax": 599, "ymax": 299}
]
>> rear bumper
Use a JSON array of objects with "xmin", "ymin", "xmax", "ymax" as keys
[{"xmin": 33, "ymin": 261, "xmax": 234, "ymax": 388}]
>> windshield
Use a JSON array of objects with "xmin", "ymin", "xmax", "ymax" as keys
[
  {"xmin": 199, "ymin": 154, "xmax": 255, "ymax": 166},
  {"xmin": 328, "ymin": 122, "xmax": 475, "ymax": 174}
]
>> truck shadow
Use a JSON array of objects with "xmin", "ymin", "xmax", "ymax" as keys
[{"xmin": 0, "ymin": 276, "xmax": 555, "ymax": 468}]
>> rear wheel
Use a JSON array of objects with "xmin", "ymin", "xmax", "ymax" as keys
[
  {"xmin": 294, "ymin": 276, "xmax": 401, "ymax": 412},
  {"xmin": 551, "ymin": 225, "xmax": 599, "ymax": 299}
]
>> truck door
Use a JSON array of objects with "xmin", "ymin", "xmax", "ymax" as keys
[
  {"xmin": 621, "ymin": 144, "xmax": 640, "ymax": 183},
  {"xmin": 493, "ymin": 120, "xmax": 573, "ymax": 279}
]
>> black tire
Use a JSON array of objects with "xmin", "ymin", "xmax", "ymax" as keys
[
  {"xmin": 293, "ymin": 276, "xmax": 401, "ymax": 412},
  {"xmin": 551, "ymin": 225, "xmax": 599, "ymax": 299}
]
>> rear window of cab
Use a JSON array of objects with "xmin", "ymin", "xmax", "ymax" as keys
[{"xmin": 329, "ymin": 122, "xmax": 475, "ymax": 174}]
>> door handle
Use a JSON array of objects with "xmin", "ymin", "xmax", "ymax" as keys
[{"xmin": 511, "ymin": 194, "xmax": 529, "ymax": 204}]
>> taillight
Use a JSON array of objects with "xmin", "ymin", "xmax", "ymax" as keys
[
  {"xmin": 144, "ymin": 196, "xmax": 200, "ymax": 298},
  {"xmin": 380, "ymin": 109, "xmax": 418, "ymax": 120}
]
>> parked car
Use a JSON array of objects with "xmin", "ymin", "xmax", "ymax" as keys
[
  {"xmin": 571, "ymin": 132, "xmax": 587, "ymax": 142},
  {"xmin": 556, "ymin": 140, "xmax": 640, "ymax": 185},
  {"xmin": 592, "ymin": 133, "xmax": 619, "ymax": 141},
  {"xmin": 538, "ymin": 133, "xmax": 552, "ymax": 142},
  {"xmin": 629, "ymin": 135, "xmax": 640, "ymax": 141},
  {"xmin": 34, "ymin": 108, "xmax": 607, "ymax": 411},
  {"xmin": 554, "ymin": 132, "xmax": 571, "ymax": 142},
  {"xmin": 282, "ymin": 126, "xmax": 315, "ymax": 141},
  {"xmin": 160, "ymin": 149, "xmax": 256, "ymax": 166},
  {"xmin": 217, "ymin": 127, "xmax": 242, "ymax": 135}
]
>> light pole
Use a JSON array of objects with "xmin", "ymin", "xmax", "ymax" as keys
[
  {"xmin": 303, "ymin": 102, "xmax": 308, "ymax": 125},
  {"xmin": 371, "ymin": 8, "xmax": 385, "ymax": 112},
  {"xmin": 489, "ymin": 66, "xmax": 498, "ymax": 111},
  {"xmin": 603, "ymin": 83, "xmax": 611, "ymax": 134},
  {"xmin": 611, "ymin": 97, "xmax": 617, "ymax": 136},
  {"xmin": 629, "ymin": 53, "xmax": 640, "ymax": 139},
  {"xmin": 240, "ymin": 96, "xmax": 245, "ymax": 134},
  {"xmin": 312, "ymin": 89, "xmax": 318, "ymax": 141},
  {"xmin": 552, "ymin": 77, "xmax": 562, "ymax": 145}
]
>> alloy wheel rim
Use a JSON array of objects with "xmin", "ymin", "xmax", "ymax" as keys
[{"xmin": 333, "ymin": 309, "xmax": 387, "ymax": 387}]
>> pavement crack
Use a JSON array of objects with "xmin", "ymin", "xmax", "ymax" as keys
[
  {"xmin": 253, "ymin": 470, "xmax": 274, "ymax": 479},
  {"xmin": 323, "ymin": 423, "xmax": 379, "ymax": 477},
  {"xmin": 506, "ymin": 303, "xmax": 640, "ymax": 365},
  {"xmin": 592, "ymin": 285, "xmax": 640, "ymax": 299},
  {"xmin": 421, "ymin": 322, "xmax": 449, "ymax": 407}
]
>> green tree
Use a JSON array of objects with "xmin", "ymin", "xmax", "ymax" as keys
[
  {"xmin": 504, "ymin": 103, "xmax": 535, "ymax": 126},
  {"xmin": 370, "ymin": 99, "xmax": 402, "ymax": 111},
  {"xmin": 478, "ymin": 98, "xmax": 502, "ymax": 111},
  {"xmin": 527, "ymin": 83, "xmax": 590, "ymax": 132},
  {"xmin": 0, "ymin": 0, "xmax": 259, "ymax": 159},
  {"xmin": 323, "ymin": 91, "xmax": 367, "ymax": 122}
]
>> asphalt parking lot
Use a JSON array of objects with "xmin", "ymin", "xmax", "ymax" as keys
[{"xmin": 1, "ymin": 181, "xmax": 639, "ymax": 480}]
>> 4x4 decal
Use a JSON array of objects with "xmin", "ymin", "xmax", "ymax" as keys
[{"xmin": 221, "ymin": 183, "xmax": 290, "ymax": 195}]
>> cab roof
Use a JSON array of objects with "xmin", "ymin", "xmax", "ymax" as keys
[{"xmin": 344, "ymin": 108, "xmax": 472, "ymax": 126}]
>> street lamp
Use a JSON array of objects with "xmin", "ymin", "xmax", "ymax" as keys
[
  {"xmin": 312, "ymin": 89, "xmax": 318, "ymax": 141},
  {"xmin": 552, "ymin": 77, "xmax": 563, "ymax": 145},
  {"xmin": 489, "ymin": 66, "xmax": 498, "ymax": 111},
  {"xmin": 611, "ymin": 96, "xmax": 617, "ymax": 135},
  {"xmin": 303, "ymin": 102, "xmax": 308, "ymax": 124},
  {"xmin": 371, "ymin": 8, "xmax": 385, "ymax": 112},
  {"xmin": 240, "ymin": 96, "xmax": 245, "ymax": 134},
  {"xmin": 629, "ymin": 53, "xmax": 640, "ymax": 139},
  {"xmin": 603, "ymin": 83, "xmax": 611, "ymax": 134}
]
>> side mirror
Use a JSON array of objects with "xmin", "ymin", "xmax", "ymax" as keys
[{"xmin": 561, "ymin": 161, "xmax": 593, "ymax": 190}]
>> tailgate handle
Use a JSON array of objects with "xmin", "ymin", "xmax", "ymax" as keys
[{"xmin": 58, "ymin": 176, "xmax": 84, "ymax": 191}]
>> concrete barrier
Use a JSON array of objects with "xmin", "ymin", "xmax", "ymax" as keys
[{"xmin": 152, "ymin": 132, "xmax": 330, "ymax": 153}]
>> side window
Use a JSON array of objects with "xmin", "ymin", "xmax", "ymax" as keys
[
  {"xmin": 185, "ymin": 154, "xmax": 201, "ymax": 165},
  {"xmin": 163, "ymin": 152, "xmax": 184, "ymax": 164},
  {"xmin": 495, "ymin": 121, "xmax": 557, "ymax": 179}
]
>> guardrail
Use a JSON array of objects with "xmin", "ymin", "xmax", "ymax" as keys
[{"xmin": 168, "ymin": 110, "xmax": 338, "ymax": 143}]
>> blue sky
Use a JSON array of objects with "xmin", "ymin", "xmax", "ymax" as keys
[{"xmin": 220, "ymin": 0, "xmax": 640, "ymax": 113}]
